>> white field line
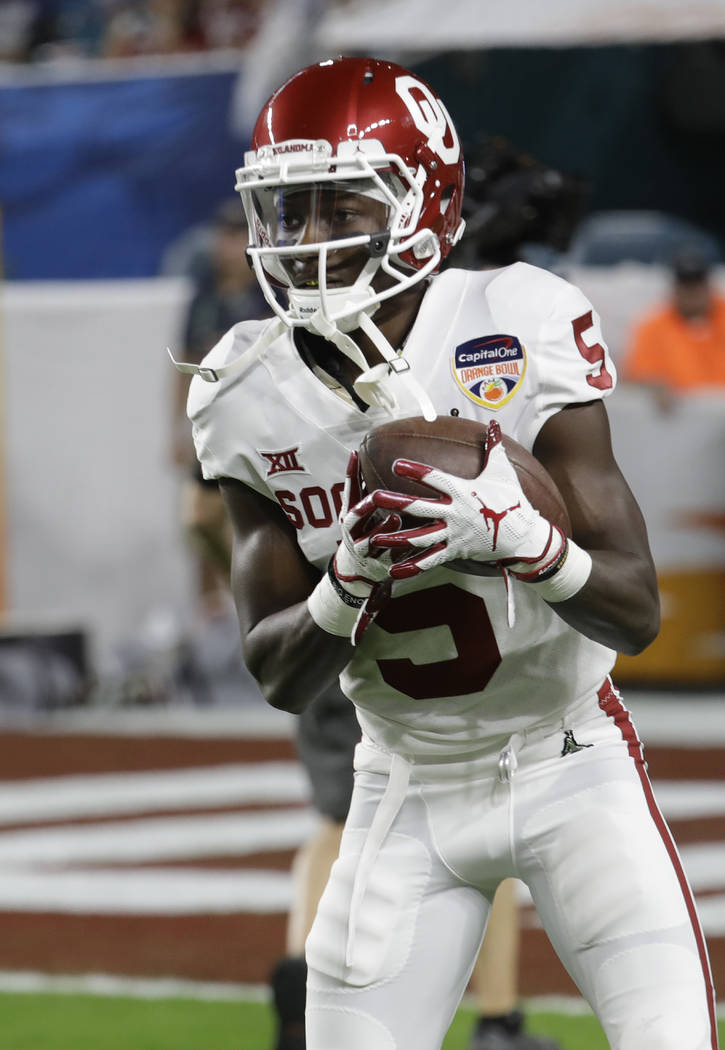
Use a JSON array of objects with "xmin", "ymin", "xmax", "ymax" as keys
[
  {"xmin": 9, "ymin": 693, "xmax": 725, "ymax": 744},
  {"xmin": 673, "ymin": 841, "xmax": 725, "ymax": 893},
  {"xmin": 9, "ymin": 704, "xmax": 297, "ymax": 739},
  {"xmin": 1, "ymin": 868, "xmax": 724, "ymax": 923},
  {"xmin": 0, "ymin": 766, "xmax": 724, "ymax": 826},
  {"xmin": 0, "ymin": 762, "xmax": 310, "ymax": 824},
  {"xmin": 651, "ymin": 779, "xmax": 725, "ymax": 819},
  {"xmin": 0, "ymin": 970, "xmax": 270, "ymax": 1001},
  {"xmin": 0, "ymin": 832, "xmax": 720, "ymax": 918},
  {"xmin": 629, "ymin": 697, "xmax": 725, "ymax": 747},
  {"xmin": 0, "ymin": 867, "xmax": 294, "ymax": 914},
  {"xmin": 0, "ymin": 807, "xmax": 318, "ymax": 865},
  {"xmin": 694, "ymin": 896, "xmax": 725, "ymax": 937},
  {"xmin": 0, "ymin": 971, "xmax": 722, "ymax": 1019},
  {"xmin": 0, "ymin": 761, "xmax": 722, "ymax": 918}
]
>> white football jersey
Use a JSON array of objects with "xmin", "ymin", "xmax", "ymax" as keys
[{"xmin": 190, "ymin": 263, "xmax": 619, "ymax": 758}]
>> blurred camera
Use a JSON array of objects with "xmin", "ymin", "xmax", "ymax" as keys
[{"xmin": 454, "ymin": 136, "xmax": 591, "ymax": 267}]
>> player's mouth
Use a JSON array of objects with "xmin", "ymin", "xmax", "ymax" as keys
[{"xmin": 296, "ymin": 271, "xmax": 350, "ymax": 290}]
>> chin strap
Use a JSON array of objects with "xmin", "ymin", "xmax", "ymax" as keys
[
  {"xmin": 305, "ymin": 308, "xmax": 371, "ymax": 373},
  {"xmin": 353, "ymin": 311, "xmax": 437, "ymax": 422},
  {"xmin": 167, "ymin": 317, "xmax": 288, "ymax": 383},
  {"xmin": 168, "ymin": 302, "xmax": 437, "ymax": 423}
]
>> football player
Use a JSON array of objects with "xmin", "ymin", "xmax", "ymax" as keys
[{"xmin": 179, "ymin": 57, "xmax": 718, "ymax": 1050}]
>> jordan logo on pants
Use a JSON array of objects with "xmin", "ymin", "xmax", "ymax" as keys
[{"xmin": 561, "ymin": 729, "xmax": 594, "ymax": 756}]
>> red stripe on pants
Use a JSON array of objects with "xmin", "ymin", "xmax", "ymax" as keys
[{"xmin": 597, "ymin": 677, "xmax": 719, "ymax": 1050}]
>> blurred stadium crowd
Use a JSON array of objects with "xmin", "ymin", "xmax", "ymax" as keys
[{"xmin": 0, "ymin": 0, "xmax": 273, "ymax": 62}]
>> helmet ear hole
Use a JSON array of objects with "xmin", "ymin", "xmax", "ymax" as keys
[{"xmin": 440, "ymin": 187, "xmax": 454, "ymax": 215}]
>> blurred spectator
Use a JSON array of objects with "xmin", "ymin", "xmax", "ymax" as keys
[
  {"xmin": 30, "ymin": 1, "xmax": 107, "ymax": 60},
  {"xmin": 101, "ymin": 0, "xmax": 203, "ymax": 58},
  {"xmin": 5, "ymin": 0, "xmax": 268, "ymax": 62},
  {"xmin": 0, "ymin": 1, "xmax": 38, "ymax": 61},
  {"xmin": 197, "ymin": 0, "xmax": 266, "ymax": 51},
  {"xmin": 624, "ymin": 247, "xmax": 725, "ymax": 412},
  {"xmin": 171, "ymin": 198, "xmax": 268, "ymax": 618}
]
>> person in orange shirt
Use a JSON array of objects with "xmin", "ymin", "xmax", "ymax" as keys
[{"xmin": 625, "ymin": 248, "xmax": 725, "ymax": 411}]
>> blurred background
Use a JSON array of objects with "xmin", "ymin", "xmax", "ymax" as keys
[{"xmin": 0, "ymin": 0, "xmax": 724, "ymax": 1019}]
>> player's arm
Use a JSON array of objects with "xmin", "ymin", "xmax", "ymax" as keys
[
  {"xmin": 219, "ymin": 478, "xmax": 353, "ymax": 713},
  {"xmin": 531, "ymin": 398, "xmax": 659, "ymax": 655}
]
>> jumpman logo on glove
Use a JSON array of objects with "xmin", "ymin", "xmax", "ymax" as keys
[{"xmin": 471, "ymin": 494, "xmax": 521, "ymax": 551}]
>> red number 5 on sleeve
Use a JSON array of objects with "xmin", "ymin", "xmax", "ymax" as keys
[{"xmin": 572, "ymin": 310, "xmax": 614, "ymax": 391}]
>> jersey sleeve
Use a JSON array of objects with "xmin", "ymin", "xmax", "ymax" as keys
[
  {"xmin": 186, "ymin": 321, "xmax": 276, "ymax": 499},
  {"xmin": 489, "ymin": 264, "xmax": 617, "ymax": 449}
]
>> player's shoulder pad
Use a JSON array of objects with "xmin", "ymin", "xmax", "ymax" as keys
[
  {"xmin": 187, "ymin": 317, "xmax": 275, "ymax": 422},
  {"xmin": 480, "ymin": 262, "xmax": 598, "ymax": 340},
  {"xmin": 439, "ymin": 261, "xmax": 587, "ymax": 317},
  {"xmin": 485, "ymin": 260, "xmax": 583, "ymax": 312}
]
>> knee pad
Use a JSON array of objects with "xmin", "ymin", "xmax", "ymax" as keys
[
  {"xmin": 596, "ymin": 943, "xmax": 713, "ymax": 1050},
  {"xmin": 306, "ymin": 1005, "xmax": 395, "ymax": 1050}
]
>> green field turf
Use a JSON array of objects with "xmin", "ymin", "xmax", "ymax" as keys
[{"xmin": 1, "ymin": 992, "xmax": 722, "ymax": 1049}]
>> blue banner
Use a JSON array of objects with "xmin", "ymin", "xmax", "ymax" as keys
[{"xmin": 0, "ymin": 68, "xmax": 248, "ymax": 279}]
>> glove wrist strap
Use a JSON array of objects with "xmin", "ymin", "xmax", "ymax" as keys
[
  {"xmin": 325, "ymin": 558, "xmax": 368, "ymax": 608},
  {"xmin": 528, "ymin": 540, "xmax": 592, "ymax": 603},
  {"xmin": 307, "ymin": 561, "xmax": 366, "ymax": 638},
  {"xmin": 507, "ymin": 525, "xmax": 566, "ymax": 582}
]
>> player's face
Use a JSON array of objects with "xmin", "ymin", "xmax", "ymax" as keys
[{"xmin": 252, "ymin": 181, "xmax": 390, "ymax": 290}]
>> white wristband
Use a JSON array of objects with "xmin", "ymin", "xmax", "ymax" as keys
[
  {"xmin": 529, "ymin": 540, "xmax": 592, "ymax": 603},
  {"xmin": 307, "ymin": 571, "xmax": 362, "ymax": 638}
]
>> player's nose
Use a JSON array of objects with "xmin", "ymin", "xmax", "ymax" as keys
[{"xmin": 299, "ymin": 212, "xmax": 333, "ymax": 246}]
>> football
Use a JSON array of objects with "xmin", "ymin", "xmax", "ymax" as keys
[{"xmin": 358, "ymin": 415, "xmax": 571, "ymax": 575}]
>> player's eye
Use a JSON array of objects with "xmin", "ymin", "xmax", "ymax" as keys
[
  {"xmin": 279, "ymin": 211, "xmax": 304, "ymax": 232},
  {"xmin": 333, "ymin": 208, "xmax": 359, "ymax": 224}
]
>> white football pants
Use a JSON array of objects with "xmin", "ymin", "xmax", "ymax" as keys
[{"xmin": 305, "ymin": 684, "xmax": 718, "ymax": 1050}]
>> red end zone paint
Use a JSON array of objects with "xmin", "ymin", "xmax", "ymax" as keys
[{"xmin": 598, "ymin": 678, "xmax": 719, "ymax": 1050}]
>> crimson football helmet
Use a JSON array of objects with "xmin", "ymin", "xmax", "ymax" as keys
[{"xmin": 235, "ymin": 56, "xmax": 465, "ymax": 336}]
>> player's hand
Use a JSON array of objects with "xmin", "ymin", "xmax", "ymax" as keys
[
  {"xmin": 307, "ymin": 452, "xmax": 397, "ymax": 644},
  {"xmin": 334, "ymin": 452, "xmax": 399, "ymax": 643},
  {"xmin": 334, "ymin": 453, "xmax": 400, "ymax": 595},
  {"xmin": 369, "ymin": 421, "xmax": 565, "ymax": 580}
]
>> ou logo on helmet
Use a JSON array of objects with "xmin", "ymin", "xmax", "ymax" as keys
[{"xmin": 395, "ymin": 75, "xmax": 460, "ymax": 166}]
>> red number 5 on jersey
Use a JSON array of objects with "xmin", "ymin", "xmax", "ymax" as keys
[
  {"xmin": 572, "ymin": 311, "xmax": 614, "ymax": 391},
  {"xmin": 374, "ymin": 583, "xmax": 502, "ymax": 700}
]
